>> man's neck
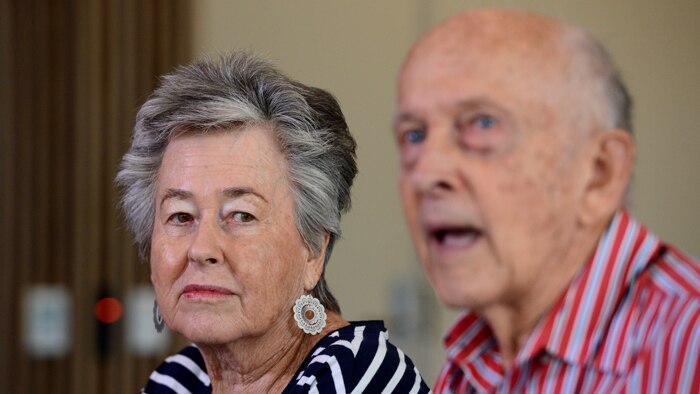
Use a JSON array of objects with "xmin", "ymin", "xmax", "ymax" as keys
[{"xmin": 481, "ymin": 221, "xmax": 608, "ymax": 368}]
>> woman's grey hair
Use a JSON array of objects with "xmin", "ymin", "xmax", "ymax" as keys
[{"xmin": 115, "ymin": 52, "xmax": 357, "ymax": 313}]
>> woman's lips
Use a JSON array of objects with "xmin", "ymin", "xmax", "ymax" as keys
[{"xmin": 182, "ymin": 284, "xmax": 234, "ymax": 299}]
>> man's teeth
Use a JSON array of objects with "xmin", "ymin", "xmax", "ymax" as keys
[{"xmin": 435, "ymin": 228, "xmax": 480, "ymax": 247}]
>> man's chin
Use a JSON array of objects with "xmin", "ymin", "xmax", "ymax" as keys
[
  {"xmin": 432, "ymin": 276, "xmax": 495, "ymax": 311},
  {"xmin": 434, "ymin": 283, "xmax": 474, "ymax": 310}
]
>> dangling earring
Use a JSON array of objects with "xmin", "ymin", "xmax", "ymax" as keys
[
  {"xmin": 293, "ymin": 294, "xmax": 327, "ymax": 335},
  {"xmin": 153, "ymin": 299, "xmax": 165, "ymax": 333}
]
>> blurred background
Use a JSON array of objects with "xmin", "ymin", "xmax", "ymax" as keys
[{"xmin": 1, "ymin": 0, "xmax": 698, "ymax": 392}]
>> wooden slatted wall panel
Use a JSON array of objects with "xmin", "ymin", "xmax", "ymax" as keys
[
  {"xmin": 0, "ymin": 0, "xmax": 15, "ymax": 389},
  {"xmin": 0, "ymin": 1, "xmax": 191, "ymax": 392}
]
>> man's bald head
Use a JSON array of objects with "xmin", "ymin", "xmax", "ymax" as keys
[
  {"xmin": 395, "ymin": 8, "xmax": 636, "ymax": 315},
  {"xmin": 400, "ymin": 8, "xmax": 631, "ymax": 136}
]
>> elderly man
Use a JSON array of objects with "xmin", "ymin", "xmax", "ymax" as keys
[{"xmin": 395, "ymin": 8, "xmax": 700, "ymax": 393}]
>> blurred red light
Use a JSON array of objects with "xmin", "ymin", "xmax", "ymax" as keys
[{"xmin": 95, "ymin": 297, "xmax": 123, "ymax": 324}]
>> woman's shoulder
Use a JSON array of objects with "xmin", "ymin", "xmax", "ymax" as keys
[
  {"xmin": 283, "ymin": 320, "xmax": 431, "ymax": 393},
  {"xmin": 140, "ymin": 344, "xmax": 212, "ymax": 394}
]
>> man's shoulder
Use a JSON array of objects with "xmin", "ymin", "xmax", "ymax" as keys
[
  {"xmin": 647, "ymin": 244, "xmax": 700, "ymax": 298},
  {"xmin": 633, "ymin": 244, "xmax": 700, "ymax": 355},
  {"xmin": 631, "ymin": 250, "xmax": 700, "ymax": 392}
]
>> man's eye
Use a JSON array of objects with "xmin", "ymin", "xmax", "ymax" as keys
[
  {"xmin": 233, "ymin": 212, "xmax": 256, "ymax": 223},
  {"xmin": 474, "ymin": 115, "xmax": 497, "ymax": 129},
  {"xmin": 168, "ymin": 212, "xmax": 193, "ymax": 224},
  {"xmin": 404, "ymin": 129, "xmax": 426, "ymax": 144}
]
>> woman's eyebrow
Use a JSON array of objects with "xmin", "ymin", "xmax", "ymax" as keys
[
  {"xmin": 160, "ymin": 189, "xmax": 194, "ymax": 207},
  {"xmin": 222, "ymin": 187, "xmax": 267, "ymax": 203}
]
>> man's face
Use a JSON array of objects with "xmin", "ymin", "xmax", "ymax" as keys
[{"xmin": 396, "ymin": 36, "xmax": 594, "ymax": 311}]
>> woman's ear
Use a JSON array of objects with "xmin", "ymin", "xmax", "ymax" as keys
[
  {"xmin": 303, "ymin": 232, "xmax": 330, "ymax": 292},
  {"xmin": 579, "ymin": 129, "xmax": 634, "ymax": 227}
]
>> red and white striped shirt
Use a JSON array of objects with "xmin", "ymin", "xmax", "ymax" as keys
[{"xmin": 435, "ymin": 210, "xmax": 700, "ymax": 393}]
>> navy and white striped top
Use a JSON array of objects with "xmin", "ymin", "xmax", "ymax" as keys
[{"xmin": 141, "ymin": 320, "xmax": 431, "ymax": 393}]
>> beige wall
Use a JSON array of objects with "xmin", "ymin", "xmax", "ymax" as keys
[{"xmin": 190, "ymin": 0, "xmax": 700, "ymax": 383}]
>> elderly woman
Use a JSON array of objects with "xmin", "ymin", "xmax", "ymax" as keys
[{"xmin": 116, "ymin": 52, "xmax": 430, "ymax": 393}]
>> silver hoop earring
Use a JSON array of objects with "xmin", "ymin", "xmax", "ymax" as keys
[
  {"xmin": 293, "ymin": 294, "xmax": 327, "ymax": 335},
  {"xmin": 153, "ymin": 299, "xmax": 165, "ymax": 333}
]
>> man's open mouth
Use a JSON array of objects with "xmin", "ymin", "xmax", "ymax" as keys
[{"xmin": 429, "ymin": 226, "xmax": 483, "ymax": 248}]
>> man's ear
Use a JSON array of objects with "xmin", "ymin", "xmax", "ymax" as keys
[
  {"xmin": 579, "ymin": 129, "xmax": 634, "ymax": 227},
  {"xmin": 304, "ymin": 232, "xmax": 330, "ymax": 292}
]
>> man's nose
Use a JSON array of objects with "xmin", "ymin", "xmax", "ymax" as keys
[
  {"xmin": 408, "ymin": 135, "xmax": 458, "ymax": 196},
  {"xmin": 187, "ymin": 216, "xmax": 224, "ymax": 265}
]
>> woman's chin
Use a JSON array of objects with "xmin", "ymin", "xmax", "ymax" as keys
[
  {"xmin": 170, "ymin": 315, "xmax": 243, "ymax": 345},
  {"xmin": 178, "ymin": 326, "xmax": 238, "ymax": 346}
]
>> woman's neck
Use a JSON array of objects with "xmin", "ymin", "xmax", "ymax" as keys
[{"xmin": 198, "ymin": 311, "xmax": 348, "ymax": 393}]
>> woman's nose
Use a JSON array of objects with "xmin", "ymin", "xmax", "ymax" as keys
[{"xmin": 187, "ymin": 218, "xmax": 223, "ymax": 265}]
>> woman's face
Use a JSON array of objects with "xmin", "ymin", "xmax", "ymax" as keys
[{"xmin": 150, "ymin": 127, "xmax": 324, "ymax": 344}]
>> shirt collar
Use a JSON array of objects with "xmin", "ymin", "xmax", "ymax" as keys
[
  {"xmin": 443, "ymin": 210, "xmax": 661, "ymax": 376},
  {"xmin": 444, "ymin": 312, "xmax": 495, "ymax": 365}
]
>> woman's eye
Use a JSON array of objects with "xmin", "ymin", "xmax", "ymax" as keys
[
  {"xmin": 232, "ymin": 212, "xmax": 256, "ymax": 223},
  {"xmin": 403, "ymin": 129, "xmax": 426, "ymax": 144},
  {"xmin": 168, "ymin": 212, "xmax": 193, "ymax": 224}
]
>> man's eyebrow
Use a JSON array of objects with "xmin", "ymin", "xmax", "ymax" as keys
[
  {"xmin": 454, "ymin": 97, "xmax": 506, "ymax": 112},
  {"xmin": 394, "ymin": 112, "xmax": 422, "ymax": 125},
  {"xmin": 160, "ymin": 189, "xmax": 194, "ymax": 207},
  {"xmin": 393, "ymin": 97, "xmax": 500, "ymax": 124},
  {"xmin": 222, "ymin": 187, "xmax": 267, "ymax": 203}
]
